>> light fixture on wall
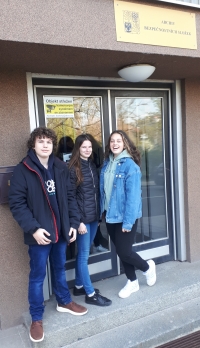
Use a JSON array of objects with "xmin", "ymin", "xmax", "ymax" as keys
[{"xmin": 118, "ymin": 64, "xmax": 155, "ymax": 83}]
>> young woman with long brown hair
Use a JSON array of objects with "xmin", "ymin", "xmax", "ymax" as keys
[
  {"xmin": 68, "ymin": 134, "xmax": 112, "ymax": 307},
  {"xmin": 100, "ymin": 130, "xmax": 156, "ymax": 298}
]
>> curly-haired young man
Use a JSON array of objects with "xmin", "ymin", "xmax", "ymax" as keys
[{"xmin": 9, "ymin": 127, "xmax": 88, "ymax": 343}]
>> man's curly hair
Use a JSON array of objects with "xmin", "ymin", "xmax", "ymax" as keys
[{"xmin": 27, "ymin": 127, "xmax": 57, "ymax": 153}]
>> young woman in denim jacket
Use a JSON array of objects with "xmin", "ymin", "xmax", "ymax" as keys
[
  {"xmin": 100, "ymin": 130, "xmax": 156, "ymax": 298},
  {"xmin": 69, "ymin": 134, "xmax": 112, "ymax": 307}
]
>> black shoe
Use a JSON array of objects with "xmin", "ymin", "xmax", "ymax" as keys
[
  {"xmin": 85, "ymin": 293, "xmax": 112, "ymax": 306},
  {"xmin": 73, "ymin": 286, "xmax": 100, "ymax": 296}
]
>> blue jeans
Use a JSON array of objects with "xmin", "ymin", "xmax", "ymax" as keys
[
  {"xmin": 28, "ymin": 236, "xmax": 71, "ymax": 321},
  {"xmin": 75, "ymin": 221, "xmax": 98, "ymax": 295}
]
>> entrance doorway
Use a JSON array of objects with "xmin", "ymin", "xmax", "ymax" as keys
[
  {"xmin": 110, "ymin": 90, "xmax": 173, "ymax": 262},
  {"xmin": 34, "ymin": 82, "xmax": 174, "ymax": 290}
]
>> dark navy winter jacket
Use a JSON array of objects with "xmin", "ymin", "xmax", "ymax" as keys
[
  {"xmin": 9, "ymin": 155, "xmax": 80, "ymax": 245},
  {"xmin": 69, "ymin": 158, "xmax": 100, "ymax": 224}
]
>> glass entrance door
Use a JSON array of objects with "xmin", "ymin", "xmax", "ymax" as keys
[
  {"xmin": 35, "ymin": 87, "xmax": 118, "ymax": 287},
  {"xmin": 34, "ymin": 83, "xmax": 174, "ymax": 294},
  {"xmin": 110, "ymin": 90, "xmax": 173, "ymax": 262}
]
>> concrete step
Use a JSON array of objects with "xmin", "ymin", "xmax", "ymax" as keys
[
  {"xmin": 63, "ymin": 296, "xmax": 200, "ymax": 348},
  {"xmin": 22, "ymin": 261, "xmax": 200, "ymax": 348}
]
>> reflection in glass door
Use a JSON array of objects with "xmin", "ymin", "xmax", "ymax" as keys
[
  {"xmin": 111, "ymin": 91, "xmax": 173, "ymax": 262},
  {"xmin": 45, "ymin": 96, "xmax": 103, "ymax": 165}
]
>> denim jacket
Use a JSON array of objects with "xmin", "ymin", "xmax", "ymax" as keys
[{"xmin": 100, "ymin": 157, "xmax": 142, "ymax": 230}]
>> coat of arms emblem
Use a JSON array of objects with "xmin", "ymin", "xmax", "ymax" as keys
[{"xmin": 123, "ymin": 11, "xmax": 140, "ymax": 34}]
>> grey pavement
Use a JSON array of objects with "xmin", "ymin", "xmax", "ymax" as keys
[
  {"xmin": 1, "ymin": 260, "xmax": 200, "ymax": 348},
  {"xmin": 0, "ymin": 324, "xmax": 31, "ymax": 348}
]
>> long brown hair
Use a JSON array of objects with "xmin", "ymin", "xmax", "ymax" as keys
[
  {"xmin": 104, "ymin": 130, "xmax": 141, "ymax": 166},
  {"xmin": 68, "ymin": 134, "xmax": 93, "ymax": 185}
]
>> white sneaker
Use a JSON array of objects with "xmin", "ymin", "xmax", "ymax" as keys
[
  {"xmin": 118, "ymin": 279, "xmax": 139, "ymax": 298},
  {"xmin": 143, "ymin": 260, "xmax": 156, "ymax": 286}
]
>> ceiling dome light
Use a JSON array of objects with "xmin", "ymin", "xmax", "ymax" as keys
[{"xmin": 118, "ymin": 64, "xmax": 155, "ymax": 83}]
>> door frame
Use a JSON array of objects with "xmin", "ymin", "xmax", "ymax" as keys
[
  {"xmin": 26, "ymin": 73, "xmax": 186, "ymax": 295},
  {"xmin": 109, "ymin": 89, "xmax": 174, "ymax": 263}
]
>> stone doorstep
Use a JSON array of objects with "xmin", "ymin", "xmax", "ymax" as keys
[
  {"xmin": 63, "ymin": 297, "xmax": 200, "ymax": 348},
  {"xmin": 22, "ymin": 261, "xmax": 200, "ymax": 348}
]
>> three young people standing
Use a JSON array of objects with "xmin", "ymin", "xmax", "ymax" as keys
[{"xmin": 9, "ymin": 127, "xmax": 156, "ymax": 344}]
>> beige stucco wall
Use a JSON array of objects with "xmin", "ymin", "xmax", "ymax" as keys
[
  {"xmin": 0, "ymin": 71, "xmax": 30, "ymax": 329},
  {"xmin": 183, "ymin": 78, "xmax": 200, "ymax": 262},
  {"xmin": 0, "ymin": 0, "xmax": 200, "ymax": 59},
  {"xmin": 1, "ymin": 69, "xmax": 200, "ymax": 329}
]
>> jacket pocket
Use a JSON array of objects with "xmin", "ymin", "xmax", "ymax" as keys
[{"xmin": 115, "ymin": 173, "xmax": 125, "ymax": 215}]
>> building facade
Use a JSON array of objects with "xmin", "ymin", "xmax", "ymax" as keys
[{"xmin": 0, "ymin": 0, "xmax": 200, "ymax": 329}]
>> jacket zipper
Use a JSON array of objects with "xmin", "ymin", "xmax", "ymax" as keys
[
  {"xmin": 24, "ymin": 161, "xmax": 59, "ymax": 243},
  {"xmin": 89, "ymin": 162, "xmax": 98, "ymax": 215}
]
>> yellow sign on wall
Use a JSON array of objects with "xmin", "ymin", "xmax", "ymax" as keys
[
  {"xmin": 43, "ymin": 96, "xmax": 74, "ymax": 118},
  {"xmin": 114, "ymin": 0, "xmax": 197, "ymax": 49}
]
